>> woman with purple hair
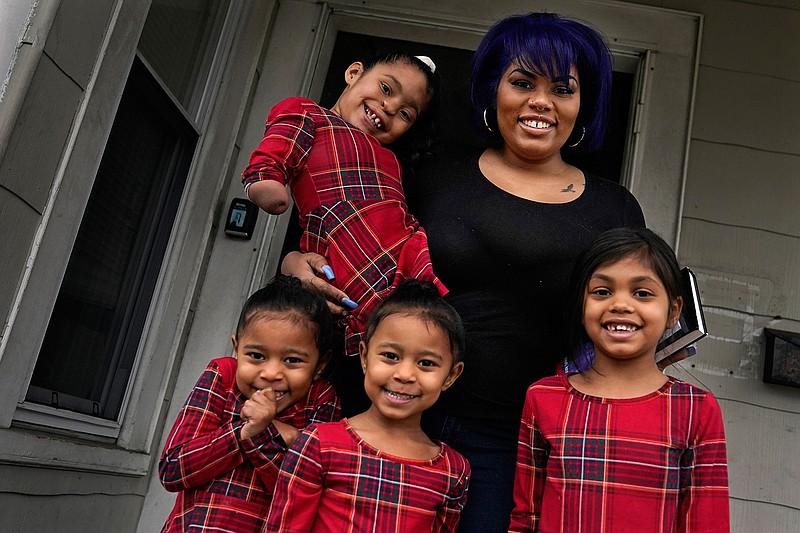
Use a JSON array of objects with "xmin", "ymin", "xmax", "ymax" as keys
[{"xmin": 284, "ymin": 13, "xmax": 645, "ymax": 531}]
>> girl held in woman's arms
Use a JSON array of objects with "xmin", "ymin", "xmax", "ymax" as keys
[{"xmin": 242, "ymin": 53, "xmax": 445, "ymax": 359}]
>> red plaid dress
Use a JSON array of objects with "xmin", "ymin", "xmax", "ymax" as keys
[
  {"xmin": 242, "ymin": 97, "xmax": 446, "ymax": 356},
  {"xmin": 159, "ymin": 357, "xmax": 341, "ymax": 533},
  {"xmin": 510, "ymin": 374, "xmax": 729, "ymax": 533},
  {"xmin": 264, "ymin": 418, "xmax": 471, "ymax": 532}
]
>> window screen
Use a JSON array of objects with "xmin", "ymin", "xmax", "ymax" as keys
[{"xmin": 26, "ymin": 57, "xmax": 198, "ymax": 419}]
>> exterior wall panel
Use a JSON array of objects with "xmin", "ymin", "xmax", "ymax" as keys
[
  {"xmin": 685, "ymin": 141, "xmax": 800, "ymax": 236},
  {"xmin": 656, "ymin": 2, "xmax": 800, "ymax": 529},
  {"xmin": 43, "ymin": 0, "xmax": 117, "ymax": 90},
  {"xmin": 665, "ymin": 0, "xmax": 800, "ymax": 80},
  {"xmin": 0, "ymin": 54, "xmax": 80, "ymax": 210},
  {"xmin": 693, "ymin": 67, "xmax": 800, "ymax": 155}
]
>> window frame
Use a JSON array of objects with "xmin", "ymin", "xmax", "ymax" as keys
[
  {"xmin": 23, "ymin": 54, "xmax": 200, "ymax": 424},
  {"xmin": 0, "ymin": 0, "xmax": 251, "ymax": 475}
]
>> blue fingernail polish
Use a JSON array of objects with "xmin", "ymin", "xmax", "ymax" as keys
[
  {"xmin": 686, "ymin": 345, "xmax": 698, "ymax": 356},
  {"xmin": 342, "ymin": 297, "xmax": 358, "ymax": 309},
  {"xmin": 321, "ymin": 265, "xmax": 335, "ymax": 280}
]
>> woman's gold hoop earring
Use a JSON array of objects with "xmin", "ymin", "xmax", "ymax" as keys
[
  {"xmin": 483, "ymin": 108, "xmax": 494, "ymax": 133},
  {"xmin": 568, "ymin": 126, "xmax": 585, "ymax": 148}
]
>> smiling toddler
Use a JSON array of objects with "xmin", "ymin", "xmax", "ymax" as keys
[
  {"xmin": 264, "ymin": 279, "xmax": 470, "ymax": 532},
  {"xmin": 158, "ymin": 275, "xmax": 340, "ymax": 533}
]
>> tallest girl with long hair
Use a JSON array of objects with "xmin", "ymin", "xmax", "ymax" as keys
[{"xmin": 510, "ymin": 227, "xmax": 729, "ymax": 532}]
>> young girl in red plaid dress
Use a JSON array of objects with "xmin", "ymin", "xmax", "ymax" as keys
[
  {"xmin": 510, "ymin": 227, "xmax": 729, "ymax": 533},
  {"xmin": 159, "ymin": 275, "xmax": 340, "ymax": 532},
  {"xmin": 265, "ymin": 280, "xmax": 471, "ymax": 532},
  {"xmin": 242, "ymin": 53, "xmax": 444, "ymax": 364}
]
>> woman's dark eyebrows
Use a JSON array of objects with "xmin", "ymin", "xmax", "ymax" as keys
[
  {"xmin": 511, "ymin": 67, "xmax": 537, "ymax": 77},
  {"xmin": 511, "ymin": 67, "xmax": 577, "ymax": 85}
]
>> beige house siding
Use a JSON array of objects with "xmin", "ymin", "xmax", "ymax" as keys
[
  {"xmin": 0, "ymin": 0, "xmax": 114, "ymax": 365},
  {"xmin": 0, "ymin": 0, "xmax": 797, "ymax": 531},
  {"xmin": 637, "ymin": 0, "xmax": 800, "ymax": 530}
]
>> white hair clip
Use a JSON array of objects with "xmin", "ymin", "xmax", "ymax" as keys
[{"xmin": 415, "ymin": 55, "xmax": 436, "ymax": 73}]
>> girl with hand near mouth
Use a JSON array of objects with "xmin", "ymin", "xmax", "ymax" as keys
[
  {"xmin": 242, "ymin": 52, "xmax": 445, "ymax": 365},
  {"xmin": 159, "ymin": 275, "xmax": 340, "ymax": 533},
  {"xmin": 265, "ymin": 280, "xmax": 470, "ymax": 533},
  {"xmin": 510, "ymin": 227, "xmax": 729, "ymax": 532}
]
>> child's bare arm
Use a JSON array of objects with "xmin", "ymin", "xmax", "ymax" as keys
[{"xmin": 247, "ymin": 180, "xmax": 290, "ymax": 215}]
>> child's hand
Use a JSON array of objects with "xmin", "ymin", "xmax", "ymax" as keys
[{"xmin": 240, "ymin": 388, "xmax": 278, "ymax": 440}]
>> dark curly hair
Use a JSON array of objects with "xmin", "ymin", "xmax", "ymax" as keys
[
  {"xmin": 362, "ymin": 279, "xmax": 465, "ymax": 364},
  {"xmin": 235, "ymin": 274, "xmax": 333, "ymax": 356}
]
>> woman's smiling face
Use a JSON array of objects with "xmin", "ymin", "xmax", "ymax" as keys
[{"xmin": 494, "ymin": 62, "xmax": 581, "ymax": 164}]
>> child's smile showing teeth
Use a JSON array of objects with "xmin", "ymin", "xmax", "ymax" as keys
[
  {"xmin": 330, "ymin": 60, "xmax": 430, "ymax": 144},
  {"xmin": 364, "ymin": 104, "xmax": 384, "ymax": 130},
  {"xmin": 383, "ymin": 388, "xmax": 419, "ymax": 402},
  {"xmin": 604, "ymin": 322, "xmax": 640, "ymax": 332},
  {"xmin": 271, "ymin": 390, "xmax": 287, "ymax": 401},
  {"xmin": 359, "ymin": 313, "xmax": 464, "ymax": 423},
  {"xmin": 232, "ymin": 315, "xmax": 322, "ymax": 414},
  {"xmin": 583, "ymin": 255, "xmax": 681, "ymax": 363}
]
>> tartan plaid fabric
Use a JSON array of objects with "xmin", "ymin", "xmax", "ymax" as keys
[
  {"xmin": 159, "ymin": 357, "xmax": 341, "ymax": 533},
  {"xmin": 264, "ymin": 419, "xmax": 471, "ymax": 532},
  {"xmin": 510, "ymin": 374, "xmax": 729, "ymax": 533},
  {"xmin": 242, "ymin": 97, "xmax": 446, "ymax": 356}
]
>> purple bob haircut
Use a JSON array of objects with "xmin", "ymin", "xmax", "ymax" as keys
[{"xmin": 470, "ymin": 12, "xmax": 613, "ymax": 153}]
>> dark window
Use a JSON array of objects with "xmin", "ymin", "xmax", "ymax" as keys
[{"xmin": 26, "ymin": 57, "xmax": 198, "ymax": 419}]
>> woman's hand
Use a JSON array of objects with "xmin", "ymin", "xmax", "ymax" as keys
[{"xmin": 281, "ymin": 251, "xmax": 353, "ymax": 315}]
